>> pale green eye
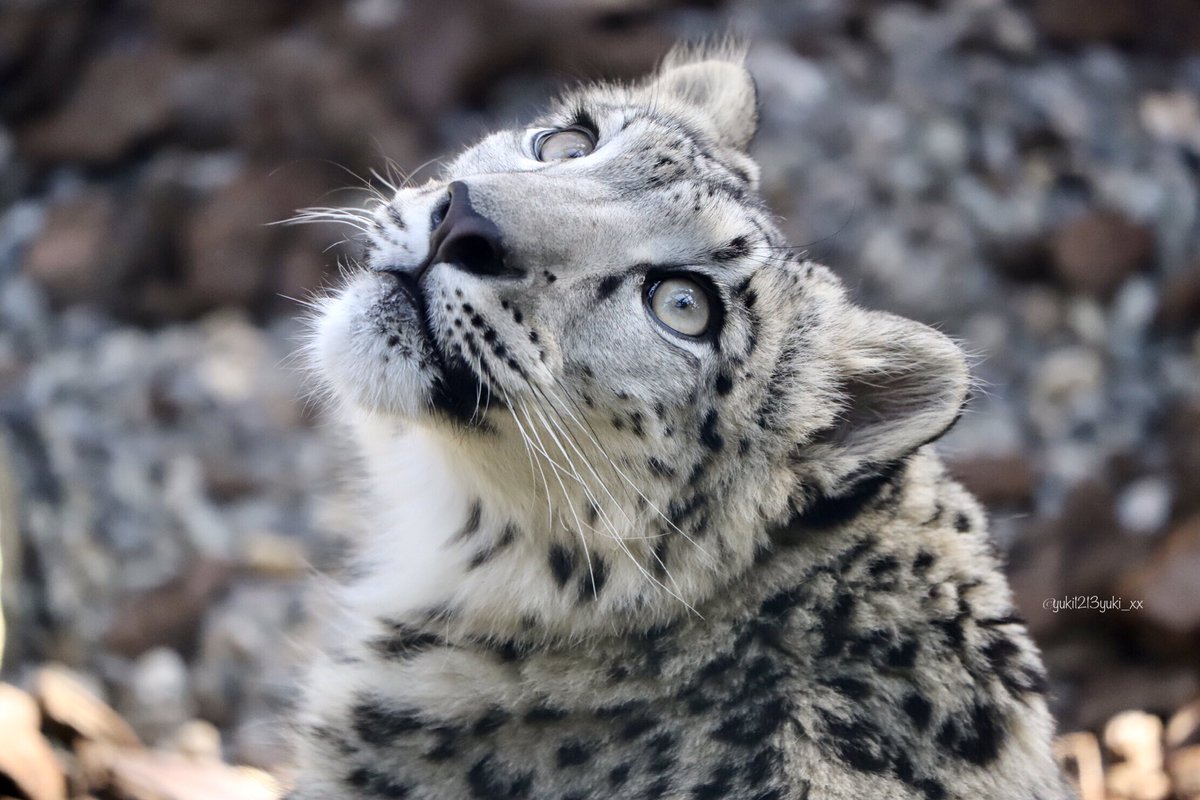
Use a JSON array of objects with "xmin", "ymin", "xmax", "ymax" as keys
[
  {"xmin": 648, "ymin": 278, "xmax": 711, "ymax": 337},
  {"xmin": 536, "ymin": 128, "xmax": 595, "ymax": 161}
]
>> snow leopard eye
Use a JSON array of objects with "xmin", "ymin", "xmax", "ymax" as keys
[
  {"xmin": 534, "ymin": 127, "xmax": 595, "ymax": 161},
  {"xmin": 646, "ymin": 277, "xmax": 711, "ymax": 337}
]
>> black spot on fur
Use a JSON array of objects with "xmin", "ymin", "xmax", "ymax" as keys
[
  {"xmin": 347, "ymin": 766, "xmax": 411, "ymax": 797},
  {"xmin": 700, "ymin": 409, "xmax": 724, "ymax": 451},
  {"xmin": 548, "ymin": 543, "xmax": 576, "ymax": 587},
  {"xmin": 954, "ymin": 511, "xmax": 972, "ymax": 533},
  {"xmin": 650, "ymin": 536, "xmax": 670, "ymax": 578},
  {"xmin": 793, "ymin": 461, "xmax": 904, "ymax": 530},
  {"xmin": 913, "ymin": 550, "xmax": 936, "ymax": 573},
  {"xmin": 713, "ymin": 236, "xmax": 750, "ymax": 262},
  {"xmin": 466, "ymin": 754, "xmax": 534, "ymax": 799},
  {"xmin": 821, "ymin": 675, "xmax": 873, "ymax": 700},
  {"xmin": 455, "ymin": 501, "xmax": 482, "ymax": 540},
  {"xmin": 711, "ymin": 701, "xmax": 789, "ymax": 746},
  {"xmin": 608, "ymin": 764, "xmax": 631, "ymax": 787},
  {"xmin": 425, "ymin": 726, "xmax": 462, "ymax": 762},
  {"xmin": 936, "ymin": 700, "xmax": 1006, "ymax": 766},
  {"xmin": 618, "ymin": 713, "xmax": 659, "ymax": 741},
  {"xmin": 902, "ymin": 692, "xmax": 933, "ymax": 731},
  {"xmin": 647, "ymin": 457, "xmax": 675, "ymax": 478},
  {"xmin": 472, "ymin": 707, "xmax": 510, "ymax": 736},
  {"xmin": 886, "ymin": 637, "xmax": 921, "ymax": 669},
  {"xmin": 578, "ymin": 556, "xmax": 609, "ymax": 602},
  {"xmin": 867, "ymin": 554, "xmax": 900, "ymax": 579},
  {"xmin": 525, "ymin": 703, "xmax": 569, "ymax": 723},
  {"xmin": 596, "ymin": 274, "xmax": 622, "ymax": 300},
  {"xmin": 370, "ymin": 622, "xmax": 442, "ymax": 661},
  {"xmin": 714, "ymin": 371, "xmax": 733, "ymax": 396},
  {"xmin": 352, "ymin": 698, "xmax": 424, "ymax": 746},
  {"xmin": 691, "ymin": 764, "xmax": 737, "ymax": 798},
  {"xmin": 555, "ymin": 740, "xmax": 593, "ymax": 768},
  {"xmin": 820, "ymin": 712, "xmax": 891, "ymax": 773}
]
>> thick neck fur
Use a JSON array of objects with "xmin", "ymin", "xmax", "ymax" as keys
[{"xmin": 334, "ymin": 410, "xmax": 922, "ymax": 655}]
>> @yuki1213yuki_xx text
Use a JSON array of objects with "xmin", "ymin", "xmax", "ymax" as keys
[{"xmin": 1042, "ymin": 595, "xmax": 1144, "ymax": 613}]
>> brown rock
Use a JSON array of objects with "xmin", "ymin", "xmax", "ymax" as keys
[
  {"xmin": 34, "ymin": 665, "xmax": 141, "ymax": 748},
  {"xmin": 182, "ymin": 176, "xmax": 276, "ymax": 310},
  {"xmin": 23, "ymin": 193, "xmax": 115, "ymax": 305},
  {"xmin": 1106, "ymin": 710, "xmax": 1165, "ymax": 770},
  {"xmin": 18, "ymin": 45, "xmax": 181, "ymax": 164},
  {"xmin": 148, "ymin": 0, "xmax": 293, "ymax": 48},
  {"xmin": 1169, "ymin": 745, "xmax": 1200, "ymax": 799},
  {"xmin": 0, "ymin": 683, "xmax": 66, "ymax": 800},
  {"xmin": 1157, "ymin": 264, "xmax": 1200, "ymax": 333},
  {"xmin": 1167, "ymin": 400, "xmax": 1200, "ymax": 521},
  {"xmin": 1125, "ymin": 516, "xmax": 1200, "ymax": 634},
  {"xmin": 1034, "ymin": 0, "xmax": 1141, "ymax": 45},
  {"xmin": 1073, "ymin": 664, "xmax": 1200, "ymax": 732},
  {"xmin": 1058, "ymin": 479, "xmax": 1149, "ymax": 594},
  {"xmin": 1051, "ymin": 210, "xmax": 1154, "ymax": 299},
  {"xmin": 1035, "ymin": 0, "xmax": 1200, "ymax": 52},
  {"xmin": 1168, "ymin": 699, "xmax": 1200, "ymax": 750},
  {"xmin": 104, "ymin": 559, "xmax": 233, "ymax": 659},
  {"xmin": 0, "ymin": 2, "xmax": 92, "ymax": 122},
  {"xmin": 948, "ymin": 454, "xmax": 1038, "ymax": 509},
  {"xmin": 79, "ymin": 742, "xmax": 279, "ymax": 800}
]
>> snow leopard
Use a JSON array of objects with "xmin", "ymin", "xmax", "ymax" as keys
[{"xmin": 287, "ymin": 43, "xmax": 1074, "ymax": 800}]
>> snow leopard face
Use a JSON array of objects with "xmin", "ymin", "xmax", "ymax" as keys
[{"xmin": 311, "ymin": 45, "xmax": 969, "ymax": 604}]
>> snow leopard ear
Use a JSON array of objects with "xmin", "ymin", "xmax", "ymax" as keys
[
  {"xmin": 653, "ymin": 50, "xmax": 759, "ymax": 150},
  {"xmin": 801, "ymin": 312, "xmax": 969, "ymax": 496}
]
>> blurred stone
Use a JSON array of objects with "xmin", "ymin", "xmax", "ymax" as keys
[
  {"xmin": 35, "ymin": 664, "xmax": 141, "ymax": 748},
  {"xmin": 104, "ymin": 560, "xmax": 233, "ymax": 658},
  {"xmin": 1034, "ymin": 0, "xmax": 1141, "ymax": 45},
  {"xmin": 1117, "ymin": 478, "xmax": 1172, "ymax": 537},
  {"xmin": 77, "ymin": 743, "xmax": 279, "ymax": 800},
  {"xmin": 23, "ymin": 193, "xmax": 115, "ymax": 305},
  {"xmin": 1141, "ymin": 91, "xmax": 1200, "ymax": 151},
  {"xmin": 1169, "ymin": 745, "xmax": 1200, "ymax": 799},
  {"xmin": 240, "ymin": 530, "xmax": 309, "ymax": 578},
  {"xmin": 1104, "ymin": 710, "xmax": 1171, "ymax": 796},
  {"xmin": 17, "ymin": 45, "xmax": 181, "ymax": 164},
  {"xmin": 1107, "ymin": 761, "xmax": 1172, "ymax": 800},
  {"xmin": 169, "ymin": 719, "xmax": 223, "ymax": 762},
  {"xmin": 949, "ymin": 453, "xmax": 1038, "ymax": 509},
  {"xmin": 1125, "ymin": 516, "xmax": 1200, "ymax": 634},
  {"xmin": 1107, "ymin": 710, "xmax": 1166, "ymax": 769},
  {"xmin": 1034, "ymin": 0, "xmax": 1200, "ymax": 51},
  {"xmin": 1075, "ymin": 665, "xmax": 1200, "ymax": 732},
  {"xmin": 1168, "ymin": 699, "xmax": 1200, "ymax": 750},
  {"xmin": 119, "ymin": 647, "xmax": 194, "ymax": 746},
  {"xmin": 149, "ymin": 0, "xmax": 293, "ymax": 48},
  {"xmin": 1051, "ymin": 210, "xmax": 1154, "ymax": 299},
  {"xmin": 1157, "ymin": 264, "xmax": 1200, "ymax": 333},
  {"xmin": 0, "ymin": 2, "xmax": 92, "ymax": 123},
  {"xmin": 1166, "ymin": 400, "xmax": 1200, "ymax": 520},
  {"xmin": 1029, "ymin": 346, "xmax": 1104, "ymax": 437},
  {"xmin": 0, "ymin": 682, "xmax": 66, "ymax": 800}
]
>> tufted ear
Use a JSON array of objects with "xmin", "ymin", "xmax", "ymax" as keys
[
  {"xmin": 801, "ymin": 312, "xmax": 969, "ymax": 497},
  {"xmin": 651, "ymin": 51, "xmax": 758, "ymax": 150}
]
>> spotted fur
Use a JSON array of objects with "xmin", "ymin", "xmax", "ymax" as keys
[{"xmin": 291, "ymin": 43, "xmax": 1072, "ymax": 799}]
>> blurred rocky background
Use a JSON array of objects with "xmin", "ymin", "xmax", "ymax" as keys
[{"xmin": 1, "ymin": 0, "xmax": 1199, "ymax": 796}]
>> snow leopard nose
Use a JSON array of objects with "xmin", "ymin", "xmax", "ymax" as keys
[{"xmin": 427, "ymin": 181, "xmax": 515, "ymax": 278}]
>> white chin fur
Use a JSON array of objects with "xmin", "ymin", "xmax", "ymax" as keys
[{"xmin": 315, "ymin": 272, "xmax": 436, "ymax": 418}]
